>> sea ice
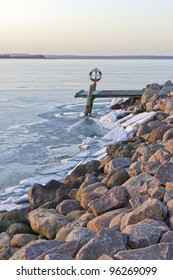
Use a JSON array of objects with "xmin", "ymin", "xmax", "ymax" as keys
[
  {"xmin": 101, "ymin": 124, "xmax": 127, "ymax": 142},
  {"xmin": 121, "ymin": 112, "xmax": 157, "ymax": 127}
]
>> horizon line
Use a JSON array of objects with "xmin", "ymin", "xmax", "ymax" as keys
[{"xmin": 1, "ymin": 53, "xmax": 173, "ymax": 59}]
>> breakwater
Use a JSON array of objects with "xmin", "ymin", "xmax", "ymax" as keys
[{"xmin": 0, "ymin": 80, "xmax": 173, "ymax": 260}]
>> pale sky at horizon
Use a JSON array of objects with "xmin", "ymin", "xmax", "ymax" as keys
[{"xmin": 0, "ymin": 0, "xmax": 173, "ymax": 55}]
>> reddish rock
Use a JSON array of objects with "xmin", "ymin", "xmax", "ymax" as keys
[
  {"xmin": 148, "ymin": 126, "xmax": 171, "ymax": 142},
  {"xmin": 87, "ymin": 208, "xmax": 130, "ymax": 232},
  {"xmin": 121, "ymin": 198, "xmax": 168, "ymax": 231},
  {"xmin": 76, "ymin": 227, "xmax": 127, "ymax": 260},
  {"xmin": 114, "ymin": 243, "xmax": 173, "ymax": 260},
  {"xmin": 80, "ymin": 191, "xmax": 103, "ymax": 210},
  {"xmin": 89, "ymin": 186, "xmax": 129, "ymax": 216},
  {"xmin": 123, "ymin": 219, "xmax": 169, "ymax": 249}
]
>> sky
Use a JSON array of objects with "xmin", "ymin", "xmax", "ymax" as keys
[{"xmin": 0, "ymin": 0, "xmax": 173, "ymax": 55}]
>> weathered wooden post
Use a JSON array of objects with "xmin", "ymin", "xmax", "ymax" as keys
[
  {"xmin": 84, "ymin": 84, "xmax": 94, "ymax": 116},
  {"xmin": 84, "ymin": 68, "xmax": 102, "ymax": 116}
]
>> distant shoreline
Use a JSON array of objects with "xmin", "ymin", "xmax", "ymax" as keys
[{"xmin": 1, "ymin": 54, "xmax": 173, "ymax": 60}]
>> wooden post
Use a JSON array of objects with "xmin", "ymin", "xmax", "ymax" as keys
[{"xmin": 84, "ymin": 84, "xmax": 94, "ymax": 116}]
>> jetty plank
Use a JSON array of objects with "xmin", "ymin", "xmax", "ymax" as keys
[{"xmin": 75, "ymin": 89, "xmax": 144, "ymax": 99}]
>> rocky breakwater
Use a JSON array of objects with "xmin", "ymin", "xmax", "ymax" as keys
[{"xmin": 1, "ymin": 80, "xmax": 173, "ymax": 260}]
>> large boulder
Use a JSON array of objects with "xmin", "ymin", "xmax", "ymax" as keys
[
  {"xmin": 28, "ymin": 180, "xmax": 66, "ymax": 206},
  {"xmin": 121, "ymin": 198, "xmax": 168, "ymax": 231},
  {"xmin": 123, "ymin": 219, "xmax": 170, "ymax": 249},
  {"xmin": 76, "ymin": 227, "xmax": 127, "ymax": 260},
  {"xmin": 89, "ymin": 186, "xmax": 129, "ymax": 216},
  {"xmin": 28, "ymin": 208, "xmax": 69, "ymax": 239}
]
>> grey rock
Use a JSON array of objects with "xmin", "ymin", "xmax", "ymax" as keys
[
  {"xmin": 160, "ymin": 231, "xmax": 173, "ymax": 243},
  {"xmin": 10, "ymin": 239, "xmax": 65, "ymax": 260},
  {"xmin": 10, "ymin": 233, "xmax": 38, "ymax": 248},
  {"xmin": 104, "ymin": 158, "xmax": 132, "ymax": 174},
  {"xmin": 155, "ymin": 161, "xmax": 173, "ymax": 186},
  {"xmin": 66, "ymin": 227, "xmax": 95, "ymax": 246},
  {"xmin": 56, "ymin": 199, "xmax": 82, "ymax": 215},
  {"xmin": 28, "ymin": 208, "xmax": 69, "ymax": 239}
]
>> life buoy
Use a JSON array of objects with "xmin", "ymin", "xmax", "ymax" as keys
[{"xmin": 89, "ymin": 68, "xmax": 102, "ymax": 83}]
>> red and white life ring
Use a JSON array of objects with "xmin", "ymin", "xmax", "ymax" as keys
[{"xmin": 89, "ymin": 68, "xmax": 102, "ymax": 83}]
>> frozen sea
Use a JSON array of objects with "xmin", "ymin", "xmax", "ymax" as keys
[{"xmin": 1, "ymin": 58, "xmax": 173, "ymax": 210}]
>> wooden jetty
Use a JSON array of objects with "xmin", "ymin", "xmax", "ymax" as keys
[
  {"xmin": 75, "ymin": 89, "xmax": 144, "ymax": 99},
  {"xmin": 75, "ymin": 87, "xmax": 144, "ymax": 116}
]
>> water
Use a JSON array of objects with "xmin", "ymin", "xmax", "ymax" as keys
[{"xmin": 1, "ymin": 58, "xmax": 173, "ymax": 196}]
